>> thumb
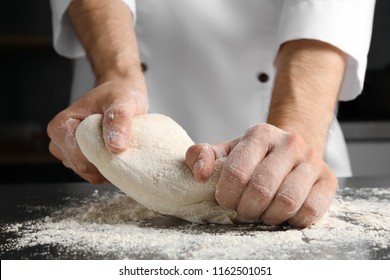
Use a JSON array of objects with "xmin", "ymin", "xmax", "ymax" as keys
[
  {"xmin": 186, "ymin": 138, "xmax": 240, "ymax": 182},
  {"xmin": 102, "ymin": 103, "xmax": 134, "ymax": 153},
  {"xmin": 186, "ymin": 143, "xmax": 216, "ymax": 182}
]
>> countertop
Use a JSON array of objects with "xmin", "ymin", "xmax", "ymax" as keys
[{"xmin": 1, "ymin": 177, "xmax": 389, "ymax": 260}]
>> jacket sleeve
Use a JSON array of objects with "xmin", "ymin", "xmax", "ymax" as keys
[
  {"xmin": 49, "ymin": 0, "xmax": 136, "ymax": 59},
  {"xmin": 276, "ymin": 0, "xmax": 376, "ymax": 101}
]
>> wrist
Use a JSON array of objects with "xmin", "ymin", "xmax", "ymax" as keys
[
  {"xmin": 267, "ymin": 110, "xmax": 328, "ymax": 155},
  {"xmin": 267, "ymin": 39, "xmax": 346, "ymax": 155},
  {"xmin": 96, "ymin": 61, "xmax": 146, "ymax": 88}
]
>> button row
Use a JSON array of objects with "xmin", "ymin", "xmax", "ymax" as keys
[{"xmin": 141, "ymin": 62, "xmax": 269, "ymax": 83}]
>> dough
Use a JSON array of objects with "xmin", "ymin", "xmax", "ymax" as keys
[{"xmin": 75, "ymin": 114, "xmax": 237, "ymax": 224}]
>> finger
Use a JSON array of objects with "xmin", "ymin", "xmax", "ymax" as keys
[
  {"xmin": 210, "ymin": 138, "xmax": 241, "ymax": 159},
  {"xmin": 288, "ymin": 168, "xmax": 338, "ymax": 227},
  {"xmin": 216, "ymin": 127, "xmax": 269, "ymax": 210},
  {"xmin": 79, "ymin": 172, "xmax": 108, "ymax": 185},
  {"xmin": 260, "ymin": 162, "xmax": 318, "ymax": 225},
  {"xmin": 103, "ymin": 103, "xmax": 134, "ymax": 153},
  {"xmin": 51, "ymin": 139, "xmax": 107, "ymax": 184},
  {"xmin": 186, "ymin": 143, "xmax": 216, "ymax": 182},
  {"xmin": 49, "ymin": 117, "xmax": 106, "ymax": 183},
  {"xmin": 236, "ymin": 147, "xmax": 295, "ymax": 221},
  {"xmin": 186, "ymin": 138, "xmax": 241, "ymax": 182},
  {"xmin": 48, "ymin": 140, "xmax": 65, "ymax": 162},
  {"xmin": 48, "ymin": 117, "xmax": 82, "ymax": 164}
]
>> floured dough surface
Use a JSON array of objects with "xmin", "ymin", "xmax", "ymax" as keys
[{"xmin": 75, "ymin": 114, "xmax": 237, "ymax": 224}]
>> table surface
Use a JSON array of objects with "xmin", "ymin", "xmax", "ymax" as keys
[{"xmin": 1, "ymin": 177, "xmax": 389, "ymax": 260}]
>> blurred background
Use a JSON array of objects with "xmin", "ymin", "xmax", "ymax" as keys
[
  {"xmin": 0, "ymin": 0, "xmax": 389, "ymax": 183},
  {"xmin": 0, "ymin": 1, "xmax": 77, "ymax": 183},
  {"xmin": 337, "ymin": 0, "xmax": 390, "ymax": 177}
]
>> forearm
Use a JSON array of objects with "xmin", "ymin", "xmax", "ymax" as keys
[
  {"xmin": 68, "ymin": 0, "xmax": 144, "ymax": 89},
  {"xmin": 267, "ymin": 39, "xmax": 347, "ymax": 156}
]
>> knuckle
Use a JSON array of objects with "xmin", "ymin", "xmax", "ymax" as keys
[
  {"xmin": 48, "ymin": 113, "xmax": 79, "ymax": 142},
  {"xmin": 300, "ymin": 202, "xmax": 323, "ymax": 222},
  {"xmin": 225, "ymin": 165, "xmax": 251, "ymax": 186},
  {"xmin": 302, "ymin": 148, "xmax": 322, "ymax": 168},
  {"xmin": 297, "ymin": 162, "xmax": 317, "ymax": 179},
  {"xmin": 245, "ymin": 123, "xmax": 273, "ymax": 140},
  {"xmin": 304, "ymin": 148, "xmax": 316, "ymax": 162},
  {"xmin": 245, "ymin": 123, "xmax": 263, "ymax": 134},
  {"xmin": 274, "ymin": 193, "xmax": 299, "ymax": 214},
  {"xmin": 284, "ymin": 132, "xmax": 303, "ymax": 151},
  {"xmin": 248, "ymin": 182, "xmax": 274, "ymax": 203},
  {"xmin": 47, "ymin": 113, "xmax": 67, "ymax": 137},
  {"xmin": 73, "ymin": 162, "xmax": 93, "ymax": 175},
  {"xmin": 107, "ymin": 104, "xmax": 132, "ymax": 119}
]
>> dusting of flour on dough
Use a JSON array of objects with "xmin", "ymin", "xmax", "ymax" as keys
[{"xmin": 75, "ymin": 114, "xmax": 237, "ymax": 224}]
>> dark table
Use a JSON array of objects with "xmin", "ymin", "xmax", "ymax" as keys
[{"xmin": 1, "ymin": 177, "xmax": 389, "ymax": 259}]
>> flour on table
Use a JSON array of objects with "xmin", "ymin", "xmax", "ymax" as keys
[
  {"xmin": 2, "ymin": 188, "xmax": 389, "ymax": 260},
  {"xmin": 75, "ymin": 114, "xmax": 237, "ymax": 224}
]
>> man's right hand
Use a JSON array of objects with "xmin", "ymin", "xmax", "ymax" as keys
[{"xmin": 47, "ymin": 80, "xmax": 148, "ymax": 183}]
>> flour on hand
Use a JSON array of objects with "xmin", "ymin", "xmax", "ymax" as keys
[{"xmin": 75, "ymin": 114, "xmax": 237, "ymax": 224}]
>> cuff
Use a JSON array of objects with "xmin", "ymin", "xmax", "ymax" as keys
[
  {"xmin": 276, "ymin": 0, "xmax": 375, "ymax": 101},
  {"xmin": 50, "ymin": 0, "xmax": 136, "ymax": 59}
]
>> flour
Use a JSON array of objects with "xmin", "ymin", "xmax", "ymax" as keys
[
  {"xmin": 1, "ymin": 187, "xmax": 389, "ymax": 260},
  {"xmin": 46, "ymin": 190, "xmax": 160, "ymax": 224}
]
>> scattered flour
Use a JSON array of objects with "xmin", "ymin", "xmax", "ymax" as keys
[{"xmin": 1, "ymin": 187, "xmax": 389, "ymax": 260}]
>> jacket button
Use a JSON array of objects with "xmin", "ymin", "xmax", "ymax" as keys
[
  {"xmin": 141, "ymin": 62, "xmax": 148, "ymax": 72},
  {"xmin": 257, "ymin": 72, "xmax": 269, "ymax": 83}
]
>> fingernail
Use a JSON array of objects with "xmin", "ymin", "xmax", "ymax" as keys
[
  {"xmin": 105, "ymin": 131, "xmax": 128, "ymax": 149},
  {"xmin": 193, "ymin": 159, "xmax": 205, "ymax": 181},
  {"xmin": 194, "ymin": 159, "xmax": 204, "ymax": 172}
]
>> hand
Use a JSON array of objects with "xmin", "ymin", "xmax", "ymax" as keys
[
  {"xmin": 186, "ymin": 123, "xmax": 338, "ymax": 227},
  {"xmin": 47, "ymin": 80, "xmax": 148, "ymax": 183}
]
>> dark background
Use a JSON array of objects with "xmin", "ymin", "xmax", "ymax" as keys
[
  {"xmin": 0, "ymin": 0, "xmax": 389, "ymax": 183},
  {"xmin": 0, "ymin": 1, "xmax": 77, "ymax": 183},
  {"xmin": 338, "ymin": 0, "xmax": 390, "ymax": 121}
]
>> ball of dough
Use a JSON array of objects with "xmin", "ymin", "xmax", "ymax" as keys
[{"xmin": 75, "ymin": 114, "xmax": 237, "ymax": 224}]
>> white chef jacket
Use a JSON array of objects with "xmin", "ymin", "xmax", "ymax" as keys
[{"xmin": 50, "ymin": 0, "xmax": 376, "ymax": 177}]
